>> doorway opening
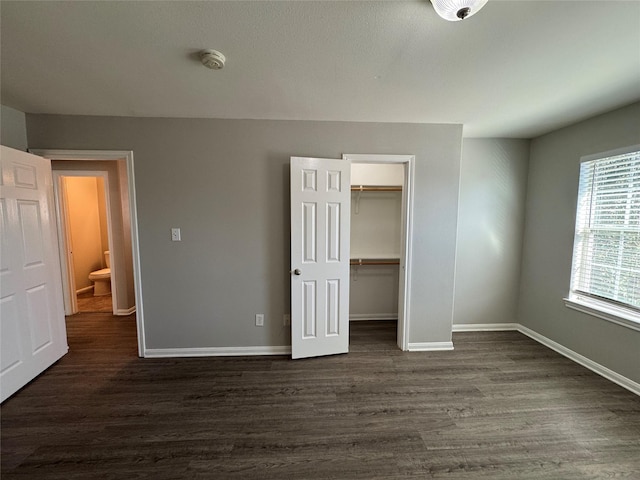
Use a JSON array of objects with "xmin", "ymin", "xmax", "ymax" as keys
[
  {"xmin": 344, "ymin": 154, "xmax": 414, "ymax": 351},
  {"xmin": 289, "ymin": 154, "xmax": 414, "ymax": 359},
  {"xmin": 31, "ymin": 149, "xmax": 145, "ymax": 357},
  {"xmin": 55, "ymin": 172, "xmax": 114, "ymax": 314}
]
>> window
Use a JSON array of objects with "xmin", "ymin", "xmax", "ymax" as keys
[{"xmin": 566, "ymin": 146, "xmax": 640, "ymax": 330}]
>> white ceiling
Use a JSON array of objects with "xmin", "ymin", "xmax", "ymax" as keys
[{"xmin": 1, "ymin": 0, "xmax": 639, "ymax": 138}]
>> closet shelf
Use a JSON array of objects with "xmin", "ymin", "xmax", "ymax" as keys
[
  {"xmin": 352, "ymin": 185, "xmax": 402, "ymax": 214},
  {"xmin": 351, "ymin": 253, "xmax": 400, "ymax": 259},
  {"xmin": 350, "ymin": 257, "xmax": 400, "ymax": 266},
  {"xmin": 351, "ymin": 185, "xmax": 402, "ymax": 192}
]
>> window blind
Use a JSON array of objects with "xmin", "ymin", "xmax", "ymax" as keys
[{"xmin": 570, "ymin": 150, "xmax": 640, "ymax": 311}]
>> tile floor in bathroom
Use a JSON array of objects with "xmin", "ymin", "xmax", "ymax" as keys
[{"xmin": 76, "ymin": 291, "xmax": 112, "ymax": 313}]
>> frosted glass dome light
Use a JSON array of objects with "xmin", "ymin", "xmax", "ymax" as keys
[{"xmin": 430, "ymin": 0, "xmax": 488, "ymax": 21}]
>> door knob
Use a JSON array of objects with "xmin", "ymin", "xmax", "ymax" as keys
[{"xmin": 292, "ymin": 269, "xmax": 301, "ymax": 275}]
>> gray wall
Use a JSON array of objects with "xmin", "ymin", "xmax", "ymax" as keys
[
  {"xmin": 453, "ymin": 139, "xmax": 529, "ymax": 326},
  {"xmin": 350, "ymin": 265, "xmax": 400, "ymax": 318},
  {"xmin": 26, "ymin": 116, "xmax": 462, "ymax": 350},
  {"xmin": 518, "ymin": 102, "xmax": 640, "ymax": 383},
  {"xmin": 1, "ymin": 105, "xmax": 27, "ymax": 150}
]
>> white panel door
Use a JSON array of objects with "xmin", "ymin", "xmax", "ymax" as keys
[
  {"xmin": 290, "ymin": 157, "xmax": 350, "ymax": 359},
  {"xmin": 0, "ymin": 146, "xmax": 68, "ymax": 403}
]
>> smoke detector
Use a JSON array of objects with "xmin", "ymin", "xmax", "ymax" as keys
[{"xmin": 199, "ymin": 49, "xmax": 226, "ymax": 70}]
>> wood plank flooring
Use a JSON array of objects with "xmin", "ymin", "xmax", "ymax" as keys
[{"xmin": 2, "ymin": 316, "xmax": 639, "ymax": 479}]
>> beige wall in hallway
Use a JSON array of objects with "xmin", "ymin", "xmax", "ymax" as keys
[
  {"xmin": 65, "ymin": 177, "xmax": 103, "ymax": 291},
  {"xmin": 96, "ymin": 177, "xmax": 110, "ymax": 257}
]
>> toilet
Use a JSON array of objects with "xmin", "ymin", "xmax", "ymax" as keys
[{"xmin": 88, "ymin": 251, "xmax": 111, "ymax": 296}]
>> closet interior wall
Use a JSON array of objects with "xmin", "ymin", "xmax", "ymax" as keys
[{"xmin": 349, "ymin": 163, "xmax": 403, "ymax": 321}]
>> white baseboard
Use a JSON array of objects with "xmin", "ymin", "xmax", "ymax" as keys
[
  {"xmin": 75, "ymin": 285, "xmax": 93, "ymax": 294},
  {"xmin": 408, "ymin": 341, "xmax": 454, "ymax": 351},
  {"xmin": 452, "ymin": 323, "xmax": 519, "ymax": 332},
  {"xmin": 144, "ymin": 345, "xmax": 291, "ymax": 358},
  {"xmin": 115, "ymin": 306, "xmax": 136, "ymax": 316},
  {"xmin": 350, "ymin": 313, "xmax": 398, "ymax": 321},
  {"xmin": 453, "ymin": 322, "xmax": 639, "ymax": 396},
  {"xmin": 144, "ymin": 323, "xmax": 638, "ymax": 396},
  {"xmin": 516, "ymin": 324, "xmax": 640, "ymax": 396}
]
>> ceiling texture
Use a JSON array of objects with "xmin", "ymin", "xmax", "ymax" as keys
[{"xmin": 1, "ymin": 0, "xmax": 639, "ymax": 138}]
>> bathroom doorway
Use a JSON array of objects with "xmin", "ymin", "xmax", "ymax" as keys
[
  {"xmin": 33, "ymin": 148, "xmax": 145, "ymax": 357},
  {"xmin": 56, "ymin": 172, "xmax": 114, "ymax": 313}
]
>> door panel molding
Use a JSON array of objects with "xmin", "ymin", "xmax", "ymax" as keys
[
  {"xmin": 0, "ymin": 146, "xmax": 68, "ymax": 402},
  {"xmin": 291, "ymin": 157, "xmax": 351, "ymax": 359}
]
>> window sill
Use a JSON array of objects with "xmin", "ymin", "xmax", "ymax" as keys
[{"xmin": 564, "ymin": 296, "xmax": 640, "ymax": 332}]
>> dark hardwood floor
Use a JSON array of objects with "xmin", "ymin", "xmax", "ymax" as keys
[{"xmin": 2, "ymin": 315, "xmax": 639, "ymax": 479}]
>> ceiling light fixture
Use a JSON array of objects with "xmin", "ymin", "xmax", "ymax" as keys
[
  {"xmin": 199, "ymin": 49, "xmax": 226, "ymax": 70},
  {"xmin": 430, "ymin": 0, "xmax": 488, "ymax": 21}
]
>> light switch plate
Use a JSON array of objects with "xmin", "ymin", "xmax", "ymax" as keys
[{"xmin": 171, "ymin": 228, "xmax": 181, "ymax": 241}]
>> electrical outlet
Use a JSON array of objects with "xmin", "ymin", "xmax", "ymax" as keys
[
  {"xmin": 255, "ymin": 314, "xmax": 264, "ymax": 327},
  {"xmin": 171, "ymin": 228, "xmax": 181, "ymax": 241},
  {"xmin": 283, "ymin": 314, "xmax": 291, "ymax": 326}
]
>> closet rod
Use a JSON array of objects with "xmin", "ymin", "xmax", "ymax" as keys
[
  {"xmin": 350, "ymin": 259, "xmax": 400, "ymax": 266},
  {"xmin": 351, "ymin": 185, "xmax": 402, "ymax": 192}
]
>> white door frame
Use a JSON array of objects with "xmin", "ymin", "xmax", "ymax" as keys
[
  {"xmin": 30, "ymin": 149, "xmax": 145, "ymax": 357},
  {"xmin": 342, "ymin": 154, "xmax": 415, "ymax": 351},
  {"xmin": 53, "ymin": 171, "xmax": 117, "ymax": 316}
]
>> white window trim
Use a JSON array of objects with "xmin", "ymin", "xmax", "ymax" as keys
[
  {"xmin": 564, "ymin": 294, "xmax": 640, "ymax": 332},
  {"xmin": 565, "ymin": 144, "xmax": 640, "ymax": 332}
]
